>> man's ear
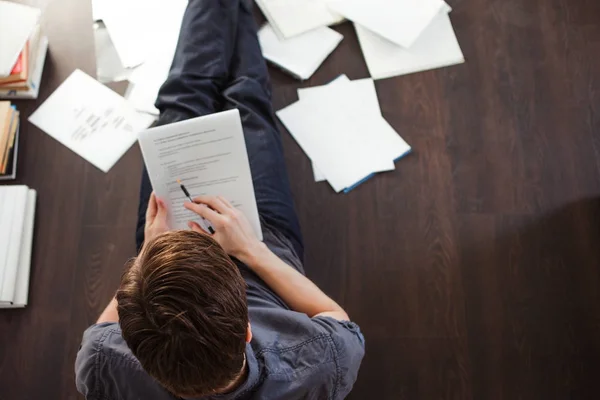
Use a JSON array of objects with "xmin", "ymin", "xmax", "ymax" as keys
[{"xmin": 246, "ymin": 322, "xmax": 253, "ymax": 343}]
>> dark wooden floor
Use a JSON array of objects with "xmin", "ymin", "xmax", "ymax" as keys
[{"xmin": 2, "ymin": 0, "xmax": 600, "ymax": 398}]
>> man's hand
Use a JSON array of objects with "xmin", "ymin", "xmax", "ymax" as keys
[
  {"xmin": 144, "ymin": 192, "xmax": 171, "ymax": 243},
  {"xmin": 184, "ymin": 195, "xmax": 264, "ymax": 263}
]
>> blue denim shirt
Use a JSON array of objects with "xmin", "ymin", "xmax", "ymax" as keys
[{"xmin": 75, "ymin": 227, "xmax": 365, "ymax": 400}]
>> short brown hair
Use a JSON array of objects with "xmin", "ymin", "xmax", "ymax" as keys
[{"xmin": 117, "ymin": 230, "xmax": 248, "ymax": 397}]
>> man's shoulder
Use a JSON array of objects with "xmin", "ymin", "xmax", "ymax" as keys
[
  {"xmin": 75, "ymin": 323, "xmax": 172, "ymax": 400},
  {"xmin": 249, "ymin": 315, "xmax": 365, "ymax": 400},
  {"xmin": 77, "ymin": 322, "xmax": 139, "ymax": 366}
]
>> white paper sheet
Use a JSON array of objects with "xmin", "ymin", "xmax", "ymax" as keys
[
  {"xmin": 296, "ymin": 76, "xmax": 411, "ymax": 183},
  {"xmin": 93, "ymin": 21, "xmax": 132, "ymax": 84},
  {"xmin": 324, "ymin": 78, "xmax": 411, "ymax": 159},
  {"xmin": 297, "ymin": 75, "xmax": 349, "ymax": 183},
  {"xmin": 278, "ymin": 78, "xmax": 402, "ymax": 192},
  {"xmin": 258, "ymin": 23, "xmax": 343, "ymax": 80},
  {"xmin": 312, "ymin": 166, "xmax": 327, "ymax": 182},
  {"xmin": 257, "ymin": 0, "xmax": 344, "ymax": 39},
  {"xmin": 124, "ymin": 82, "xmax": 160, "ymax": 115},
  {"xmin": 278, "ymin": 100, "xmax": 392, "ymax": 192},
  {"xmin": 92, "ymin": 0, "xmax": 107, "ymax": 21},
  {"xmin": 101, "ymin": 0, "xmax": 149, "ymax": 68},
  {"xmin": 102, "ymin": 0, "xmax": 181, "ymax": 68},
  {"xmin": 138, "ymin": 109, "xmax": 263, "ymax": 240},
  {"xmin": 298, "ymin": 75, "xmax": 375, "ymax": 113},
  {"xmin": 28, "ymin": 69, "xmax": 155, "ymax": 172},
  {"xmin": 355, "ymin": 11, "xmax": 464, "ymax": 80},
  {"xmin": 328, "ymin": 0, "xmax": 445, "ymax": 48},
  {"xmin": 0, "ymin": 1, "xmax": 41, "ymax": 77},
  {"xmin": 126, "ymin": 0, "xmax": 187, "ymax": 114}
]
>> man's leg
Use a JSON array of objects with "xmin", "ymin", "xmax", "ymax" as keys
[
  {"xmin": 221, "ymin": 2, "xmax": 304, "ymax": 260},
  {"xmin": 136, "ymin": 0, "xmax": 241, "ymax": 251}
]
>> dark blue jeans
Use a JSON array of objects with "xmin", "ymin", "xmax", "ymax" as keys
[{"xmin": 135, "ymin": 0, "xmax": 303, "ymax": 260}]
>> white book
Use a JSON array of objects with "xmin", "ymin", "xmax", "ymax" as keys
[
  {"xmin": 327, "ymin": 0, "xmax": 445, "ymax": 48},
  {"xmin": 258, "ymin": 24, "xmax": 343, "ymax": 80},
  {"xmin": 0, "ymin": 188, "xmax": 36, "ymax": 308},
  {"xmin": 0, "ymin": 36, "xmax": 49, "ymax": 100},
  {"xmin": 355, "ymin": 10, "xmax": 464, "ymax": 80},
  {"xmin": 0, "ymin": 186, "xmax": 28, "ymax": 304},
  {"xmin": 138, "ymin": 109, "xmax": 263, "ymax": 240},
  {"xmin": 0, "ymin": 1, "xmax": 41, "ymax": 77},
  {"xmin": 257, "ymin": 0, "xmax": 343, "ymax": 39},
  {"xmin": 28, "ymin": 69, "xmax": 155, "ymax": 172}
]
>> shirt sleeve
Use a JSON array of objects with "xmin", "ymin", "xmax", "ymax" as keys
[
  {"xmin": 311, "ymin": 316, "xmax": 366, "ymax": 400},
  {"xmin": 75, "ymin": 323, "xmax": 117, "ymax": 400},
  {"xmin": 75, "ymin": 323, "xmax": 173, "ymax": 400}
]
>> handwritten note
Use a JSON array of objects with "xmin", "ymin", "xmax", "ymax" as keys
[{"xmin": 28, "ymin": 69, "xmax": 155, "ymax": 172}]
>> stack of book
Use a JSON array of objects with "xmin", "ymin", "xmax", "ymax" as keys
[
  {"xmin": 0, "ymin": 185, "xmax": 37, "ymax": 308},
  {"xmin": 0, "ymin": 1, "xmax": 48, "ymax": 100},
  {"xmin": 0, "ymin": 101, "xmax": 20, "ymax": 180}
]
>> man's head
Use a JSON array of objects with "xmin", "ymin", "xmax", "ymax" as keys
[{"xmin": 117, "ymin": 230, "xmax": 250, "ymax": 397}]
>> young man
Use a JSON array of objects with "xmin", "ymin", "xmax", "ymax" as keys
[{"xmin": 74, "ymin": 0, "xmax": 365, "ymax": 399}]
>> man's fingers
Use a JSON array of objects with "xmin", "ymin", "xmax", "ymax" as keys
[
  {"xmin": 187, "ymin": 221, "xmax": 204, "ymax": 234},
  {"xmin": 184, "ymin": 201, "xmax": 223, "ymax": 224},
  {"xmin": 156, "ymin": 197, "xmax": 168, "ymax": 221},
  {"xmin": 146, "ymin": 192, "xmax": 158, "ymax": 220},
  {"xmin": 217, "ymin": 196, "xmax": 234, "ymax": 209},
  {"xmin": 191, "ymin": 195, "xmax": 229, "ymax": 214}
]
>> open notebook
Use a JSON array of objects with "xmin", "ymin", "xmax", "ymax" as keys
[{"xmin": 0, "ymin": 185, "xmax": 37, "ymax": 308}]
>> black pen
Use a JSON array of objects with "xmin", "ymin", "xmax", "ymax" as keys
[{"xmin": 177, "ymin": 179, "xmax": 215, "ymax": 234}]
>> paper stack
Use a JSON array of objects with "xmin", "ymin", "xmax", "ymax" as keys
[
  {"xmin": 0, "ymin": 1, "xmax": 49, "ymax": 99},
  {"xmin": 0, "ymin": 185, "xmax": 37, "ymax": 308},
  {"xmin": 328, "ymin": 0, "xmax": 464, "ymax": 80},
  {"xmin": 0, "ymin": 101, "xmax": 20, "ymax": 180},
  {"xmin": 277, "ymin": 75, "xmax": 411, "ymax": 193}
]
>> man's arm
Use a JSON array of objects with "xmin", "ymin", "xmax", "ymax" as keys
[
  {"xmin": 96, "ymin": 192, "xmax": 171, "ymax": 324},
  {"xmin": 97, "ymin": 297, "xmax": 119, "ymax": 324},
  {"xmin": 185, "ymin": 196, "xmax": 350, "ymax": 320},
  {"xmin": 243, "ymin": 243, "xmax": 349, "ymax": 319}
]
